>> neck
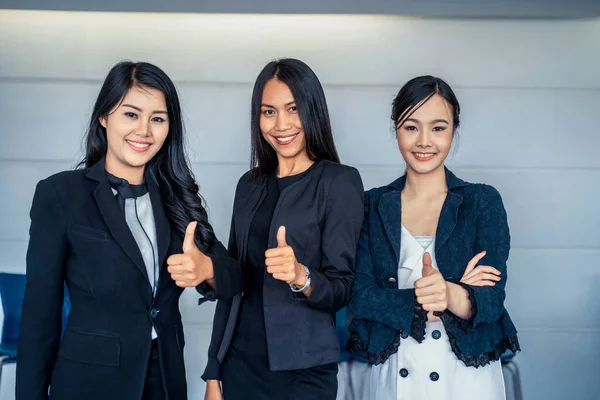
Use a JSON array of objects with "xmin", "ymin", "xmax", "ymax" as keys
[
  {"xmin": 105, "ymin": 154, "xmax": 145, "ymax": 184},
  {"xmin": 276, "ymin": 152, "xmax": 314, "ymax": 178},
  {"xmin": 403, "ymin": 165, "xmax": 447, "ymax": 198}
]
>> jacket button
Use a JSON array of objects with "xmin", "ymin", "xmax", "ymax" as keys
[
  {"xmin": 399, "ymin": 368, "xmax": 409, "ymax": 378},
  {"xmin": 400, "ymin": 331, "xmax": 409, "ymax": 339},
  {"xmin": 429, "ymin": 372, "xmax": 439, "ymax": 381},
  {"xmin": 432, "ymin": 330, "xmax": 441, "ymax": 340},
  {"xmin": 388, "ymin": 277, "xmax": 397, "ymax": 283},
  {"xmin": 150, "ymin": 308, "xmax": 159, "ymax": 318}
]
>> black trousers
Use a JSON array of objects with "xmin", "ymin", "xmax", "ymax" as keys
[{"xmin": 142, "ymin": 339, "xmax": 166, "ymax": 400}]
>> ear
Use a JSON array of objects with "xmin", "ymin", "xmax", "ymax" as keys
[{"xmin": 99, "ymin": 116, "xmax": 107, "ymax": 129}]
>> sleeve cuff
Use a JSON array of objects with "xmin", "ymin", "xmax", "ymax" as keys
[
  {"xmin": 439, "ymin": 282, "xmax": 476, "ymax": 335},
  {"xmin": 196, "ymin": 281, "xmax": 216, "ymax": 305},
  {"xmin": 197, "ymin": 253, "xmax": 242, "ymax": 304},
  {"xmin": 201, "ymin": 357, "xmax": 221, "ymax": 382},
  {"xmin": 410, "ymin": 295, "xmax": 428, "ymax": 343},
  {"xmin": 290, "ymin": 267, "xmax": 327, "ymax": 305}
]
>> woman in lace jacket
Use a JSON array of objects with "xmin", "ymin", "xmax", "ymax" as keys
[{"xmin": 346, "ymin": 75, "xmax": 519, "ymax": 400}]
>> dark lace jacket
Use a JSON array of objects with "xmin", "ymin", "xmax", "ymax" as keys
[{"xmin": 347, "ymin": 168, "xmax": 520, "ymax": 367}]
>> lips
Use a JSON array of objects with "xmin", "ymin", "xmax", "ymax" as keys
[
  {"xmin": 126, "ymin": 139, "xmax": 151, "ymax": 153},
  {"xmin": 273, "ymin": 133, "xmax": 299, "ymax": 146},
  {"xmin": 413, "ymin": 152, "xmax": 436, "ymax": 162}
]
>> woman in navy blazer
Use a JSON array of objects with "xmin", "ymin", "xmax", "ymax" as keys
[
  {"xmin": 347, "ymin": 76, "xmax": 519, "ymax": 400},
  {"xmin": 16, "ymin": 61, "xmax": 240, "ymax": 400},
  {"xmin": 203, "ymin": 58, "xmax": 364, "ymax": 400}
]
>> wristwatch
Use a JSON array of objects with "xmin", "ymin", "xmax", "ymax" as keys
[{"xmin": 290, "ymin": 264, "xmax": 311, "ymax": 293}]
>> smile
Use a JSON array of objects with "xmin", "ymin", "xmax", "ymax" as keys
[
  {"xmin": 413, "ymin": 152, "xmax": 436, "ymax": 161},
  {"xmin": 126, "ymin": 140, "xmax": 151, "ymax": 152},
  {"xmin": 273, "ymin": 133, "xmax": 299, "ymax": 146}
]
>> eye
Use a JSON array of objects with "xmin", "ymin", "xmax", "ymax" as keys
[
  {"xmin": 289, "ymin": 106, "xmax": 297, "ymax": 112},
  {"xmin": 404, "ymin": 125, "xmax": 417, "ymax": 131},
  {"xmin": 152, "ymin": 116, "xmax": 166, "ymax": 123},
  {"xmin": 433, "ymin": 126, "xmax": 447, "ymax": 132},
  {"xmin": 125, "ymin": 112, "xmax": 138, "ymax": 119},
  {"xmin": 262, "ymin": 109, "xmax": 275, "ymax": 116}
]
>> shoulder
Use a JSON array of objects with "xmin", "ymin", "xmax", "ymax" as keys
[
  {"xmin": 319, "ymin": 161, "xmax": 364, "ymax": 198},
  {"xmin": 235, "ymin": 169, "xmax": 264, "ymax": 189},
  {"xmin": 31, "ymin": 168, "xmax": 89, "ymax": 212},
  {"xmin": 364, "ymin": 184, "xmax": 389, "ymax": 202},
  {"xmin": 37, "ymin": 168, "xmax": 88, "ymax": 192},
  {"xmin": 456, "ymin": 182, "xmax": 504, "ymax": 208},
  {"xmin": 319, "ymin": 161, "xmax": 361, "ymax": 182}
]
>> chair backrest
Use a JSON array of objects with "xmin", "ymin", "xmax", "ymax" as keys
[
  {"xmin": 336, "ymin": 307, "xmax": 351, "ymax": 362},
  {"xmin": 61, "ymin": 285, "xmax": 71, "ymax": 335},
  {"xmin": 0, "ymin": 273, "xmax": 27, "ymax": 345},
  {"xmin": 0, "ymin": 273, "xmax": 71, "ymax": 345}
]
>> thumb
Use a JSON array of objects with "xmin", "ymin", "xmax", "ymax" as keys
[
  {"xmin": 182, "ymin": 221, "xmax": 198, "ymax": 253},
  {"xmin": 276, "ymin": 226, "xmax": 287, "ymax": 248},
  {"xmin": 422, "ymin": 252, "xmax": 435, "ymax": 277}
]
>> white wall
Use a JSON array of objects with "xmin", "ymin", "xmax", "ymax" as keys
[{"xmin": 0, "ymin": 10, "xmax": 599, "ymax": 399}]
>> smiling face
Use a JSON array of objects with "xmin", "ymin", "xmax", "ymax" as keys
[
  {"xmin": 100, "ymin": 85, "xmax": 169, "ymax": 181},
  {"xmin": 259, "ymin": 78, "xmax": 307, "ymax": 162},
  {"xmin": 396, "ymin": 94, "xmax": 454, "ymax": 176}
]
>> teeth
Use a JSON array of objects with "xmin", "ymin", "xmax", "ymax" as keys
[
  {"xmin": 128, "ymin": 141, "xmax": 150, "ymax": 148},
  {"xmin": 276, "ymin": 134, "xmax": 297, "ymax": 143},
  {"xmin": 415, "ymin": 153, "xmax": 434, "ymax": 157}
]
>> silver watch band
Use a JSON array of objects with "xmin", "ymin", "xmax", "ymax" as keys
[{"xmin": 290, "ymin": 264, "xmax": 311, "ymax": 293}]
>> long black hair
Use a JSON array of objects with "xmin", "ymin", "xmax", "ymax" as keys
[
  {"xmin": 250, "ymin": 58, "xmax": 340, "ymax": 175},
  {"xmin": 391, "ymin": 75, "xmax": 461, "ymax": 135},
  {"xmin": 80, "ymin": 61, "xmax": 215, "ymax": 251}
]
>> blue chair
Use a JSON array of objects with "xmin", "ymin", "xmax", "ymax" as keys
[
  {"xmin": 0, "ymin": 273, "xmax": 70, "ymax": 388},
  {"xmin": 501, "ymin": 350, "xmax": 523, "ymax": 400},
  {"xmin": 336, "ymin": 307, "xmax": 351, "ymax": 362}
]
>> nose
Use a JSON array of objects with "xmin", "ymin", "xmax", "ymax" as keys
[
  {"xmin": 136, "ymin": 119, "xmax": 150, "ymax": 137},
  {"xmin": 416, "ymin": 130, "xmax": 432, "ymax": 148},
  {"xmin": 275, "ymin": 113, "xmax": 292, "ymax": 132}
]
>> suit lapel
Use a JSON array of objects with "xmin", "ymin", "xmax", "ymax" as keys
[
  {"xmin": 435, "ymin": 190, "xmax": 463, "ymax": 254},
  {"xmin": 378, "ymin": 190, "xmax": 401, "ymax": 265},
  {"xmin": 87, "ymin": 159, "xmax": 150, "ymax": 284}
]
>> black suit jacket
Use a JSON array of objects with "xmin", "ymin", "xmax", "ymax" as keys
[
  {"xmin": 16, "ymin": 159, "xmax": 239, "ymax": 400},
  {"xmin": 201, "ymin": 160, "xmax": 364, "ymax": 380}
]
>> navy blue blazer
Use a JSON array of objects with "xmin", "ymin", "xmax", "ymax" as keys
[
  {"xmin": 201, "ymin": 160, "xmax": 364, "ymax": 380},
  {"xmin": 347, "ymin": 168, "xmax": 519, "ymax": 367}
]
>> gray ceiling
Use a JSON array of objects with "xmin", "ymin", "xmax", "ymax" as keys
[{"xmin": 1, "ymin": 0, "xmax": 599, "ymax": 18}]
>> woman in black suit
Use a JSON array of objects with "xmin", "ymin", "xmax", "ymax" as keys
[
  {"xmin": 202, "ymin": 58, "xmax": 364, "ymax": 400},
  {"xmin": 16, "ymin": 61, "xmax": 240, "ymax": 400}
]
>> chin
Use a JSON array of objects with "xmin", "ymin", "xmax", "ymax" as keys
[
  {"xmin": 408, "ymin": 163, "xmax": 441, "ymax": 175},
  {"xmin": 123, "ymin": 153, "xmax": 153, "ymax": 168}
]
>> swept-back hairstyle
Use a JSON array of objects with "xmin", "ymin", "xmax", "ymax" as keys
[{"xmin": 392, "ymin": 75, "xmax": 460, "ymax": 135}]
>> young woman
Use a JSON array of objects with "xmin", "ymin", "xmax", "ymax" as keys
[
  {"xmin": 16, "ymin": 61, "xmax": 240, "ymax": 400},
  {"xmin": 347, "ymin": 76, "xmax": 520, "ymax": 400},
  {"xmin": 202, "ymin": 58, "xmax": 364, "ymax": 400}
]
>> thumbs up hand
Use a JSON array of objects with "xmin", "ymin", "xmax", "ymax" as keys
[
  {"xmin": 265, "ymin": 226, "xmax": 305, "ymax": 286},
  {"xmin": 414, "ymin": 252, "xmax": 448, "ymax": 313},
  {"xmin": 167, "ymin": 221, "xmax": 214, "ymax": 288}
]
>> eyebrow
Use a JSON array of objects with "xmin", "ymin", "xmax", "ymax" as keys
[
  {"xmin": 122, "ymin": 104, "xmax": 168, "ymax": 114},
  {"xmin": 404, "ymin": 118, "xmax": 449, "ymax": 124},
  {"xmin": 261, "ymin": 101, "xmax": 296, "ymax": 108}
]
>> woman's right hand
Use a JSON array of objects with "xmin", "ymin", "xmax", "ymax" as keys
[
  {"xmin": 205, "ymin": 380, "xmax": 223, "ymax": 400},
  {"xmin": 460, "ymin": 251, "xmax": 501, "ymax": 286}
]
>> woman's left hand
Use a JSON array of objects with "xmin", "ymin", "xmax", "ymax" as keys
[
  {"xmin": 414, "ymin": 252, "xmax": 448, "ymax": 312},
  {"xmin": 265, "ymin": 226, "xmax": 306, "ymax": 287}
]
